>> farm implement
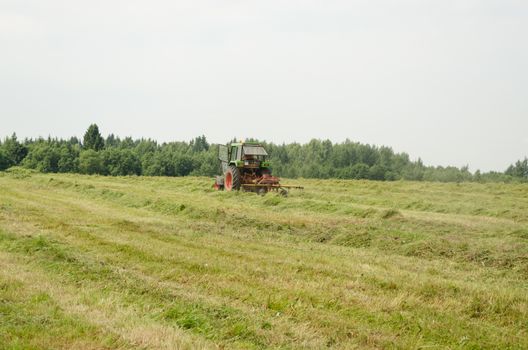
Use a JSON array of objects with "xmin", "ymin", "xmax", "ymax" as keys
[{"xmin": 213, "ymin": 141, "xmax": 303, "ymax": 195}]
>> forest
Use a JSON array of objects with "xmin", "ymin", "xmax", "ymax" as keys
[{"xmin": 0, "ymin": 124, "xmax": 526, "ymax": 182}]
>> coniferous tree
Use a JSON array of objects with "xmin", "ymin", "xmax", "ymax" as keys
[
  {"xmin": 83, "ymin": 124, "xmax": 105, "ymax": 151},
  {"xmin": 0, "ymin": 149, "xmax": 10, "ymax": 170},
  {"xmin": 2, "ymin": 133, "xmax": 28, "ymax": 166}
]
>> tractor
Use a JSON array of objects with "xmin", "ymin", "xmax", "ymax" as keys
[{"xmin": 213, "ymin": 141, "xmax": 302, "ymax": 195}]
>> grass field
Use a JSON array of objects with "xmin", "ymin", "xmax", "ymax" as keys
[{"xmin": 0, "ymin": 168, "xmax": 527, "ymax": 349}]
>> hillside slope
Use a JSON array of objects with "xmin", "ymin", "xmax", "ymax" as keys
[{"xmin": 1, "ymin": 170, "xmax": 527, "ymax": 349}]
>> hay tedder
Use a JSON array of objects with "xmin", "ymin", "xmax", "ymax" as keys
[{"xmin": 213, "ymin": 141, "xmax": 303, "ymax": 195}]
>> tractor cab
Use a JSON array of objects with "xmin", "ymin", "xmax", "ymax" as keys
[
  {"xmin": 218, "ymin": 142, "xmax": 270, "ymax": 173},
  {"xmin": 240, "ymin": 145, "xmax": 269, "ymax": 168}
]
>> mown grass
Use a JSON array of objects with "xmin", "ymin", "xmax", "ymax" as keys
[{"xmin": 0, "ymin": 169, "xmax": 527, "ymax": 349}]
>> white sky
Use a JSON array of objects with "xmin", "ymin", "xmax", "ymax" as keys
[{"xmin": 1, "ymin": 0, "xmax": 527, "ymax": 171}]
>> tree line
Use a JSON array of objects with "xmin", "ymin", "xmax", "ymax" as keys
[{"xmin": 0, "ymin": 124, "xmax": 526, "ymax": 183}]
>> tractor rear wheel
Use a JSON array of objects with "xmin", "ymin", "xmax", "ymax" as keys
[{"xmin": 224, "ymin": 165, "xmax": 241, "ymax": 191}]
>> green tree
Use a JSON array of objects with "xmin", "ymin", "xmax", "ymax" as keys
[
  {"xmin": 22, "ymin": 142, "xmax": 60, "ymax": 172},
  {"xmin": 189, "ymin": 149, "xmax": 218, "ymax": 176},
  {"xmin": 351, "ymin": 163, "xmax": 370, "ymax": 179},
  {"xmin": 79, "ymin": 150, "xmax": 105, "ymax": 174},
  {"xmin": 142, "ymin": 151, "xmax": 172, "ymax": 176},
  {"xmin": 505, "ymin": 158, "xmax": 528, "ymax": 178},
  {"xmin": 474, "ymin": 169, "xmax": 482, "ymax": 182},
  {"xmin": 368, "ymin": 164, "xmax": 386, "ymax": 180},
  {"xmin": 102, "ymin": 148, "xmax": 141, "ymax": 176},
  {"xmin": 2, "ymin": 133, "xmax": 28, "ymax": 166},
  {"xmin": 0, "ymin": 148, "xmax": 10, "ymax": 170},
  {"xmin": 83, "ymin": 124, "xmax": 105, "ymax": 151},
  {"xmin": 402, "ymin": 163, "xmax": 425, "ymax": 181},
  {"xmin": 174, "ymin": 155, "xmax": 194, "ymax": 176},
  {"xmin": 58, "ymin": 144, "xmax": 80, "ymax": 173},
  {"xmin": 105, "ymin": 134, "xmax": 120, "ymax": 148},
  {"xmin": 190, "ymin": 135, "xmax": 209, "ymax": 152}
]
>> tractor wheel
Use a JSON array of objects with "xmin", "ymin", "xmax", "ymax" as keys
[{"xmin": 224, "ymin": 166, "xmax": 241, "ymax": 191}]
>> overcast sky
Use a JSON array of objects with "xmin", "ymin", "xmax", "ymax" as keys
[{"xmin": 1, "ymin": 1, "xmax": 527, "ymax": 171}]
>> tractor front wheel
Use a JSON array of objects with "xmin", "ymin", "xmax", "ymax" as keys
[{"xmin": 224, "ymin": 166, "xmax": 241, "ymax": 191}]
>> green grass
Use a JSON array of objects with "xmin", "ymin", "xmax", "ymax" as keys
[{"xmin": 0, "ymin": 170, "xmax": 527, "ymax": 349}]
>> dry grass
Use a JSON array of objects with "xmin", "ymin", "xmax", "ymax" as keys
[{"xmin": 0, "ymin": 169, "xmax": 527, "ymax": 349}]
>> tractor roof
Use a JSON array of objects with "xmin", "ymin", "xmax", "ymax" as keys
[
  {"xmin": 229, "ymin": 141, "xmax": 261, "ymax": 146},
  {"xmin": 243, "ymin": 145, "xmax": 268, "ymax": 156}
]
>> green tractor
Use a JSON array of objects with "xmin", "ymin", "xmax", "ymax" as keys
[{"xmin": 213, "ymin": 141, "xmax": 302, "ymax": 195}]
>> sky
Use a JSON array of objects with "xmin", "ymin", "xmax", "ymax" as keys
[{"xmin": 1, "ymin": 0, "xmax": 527, "ymax": 172}]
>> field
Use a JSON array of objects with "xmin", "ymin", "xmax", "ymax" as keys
[{"xmin": 1, "ymin": 169, "xmax": 527, "ymax": 349}]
